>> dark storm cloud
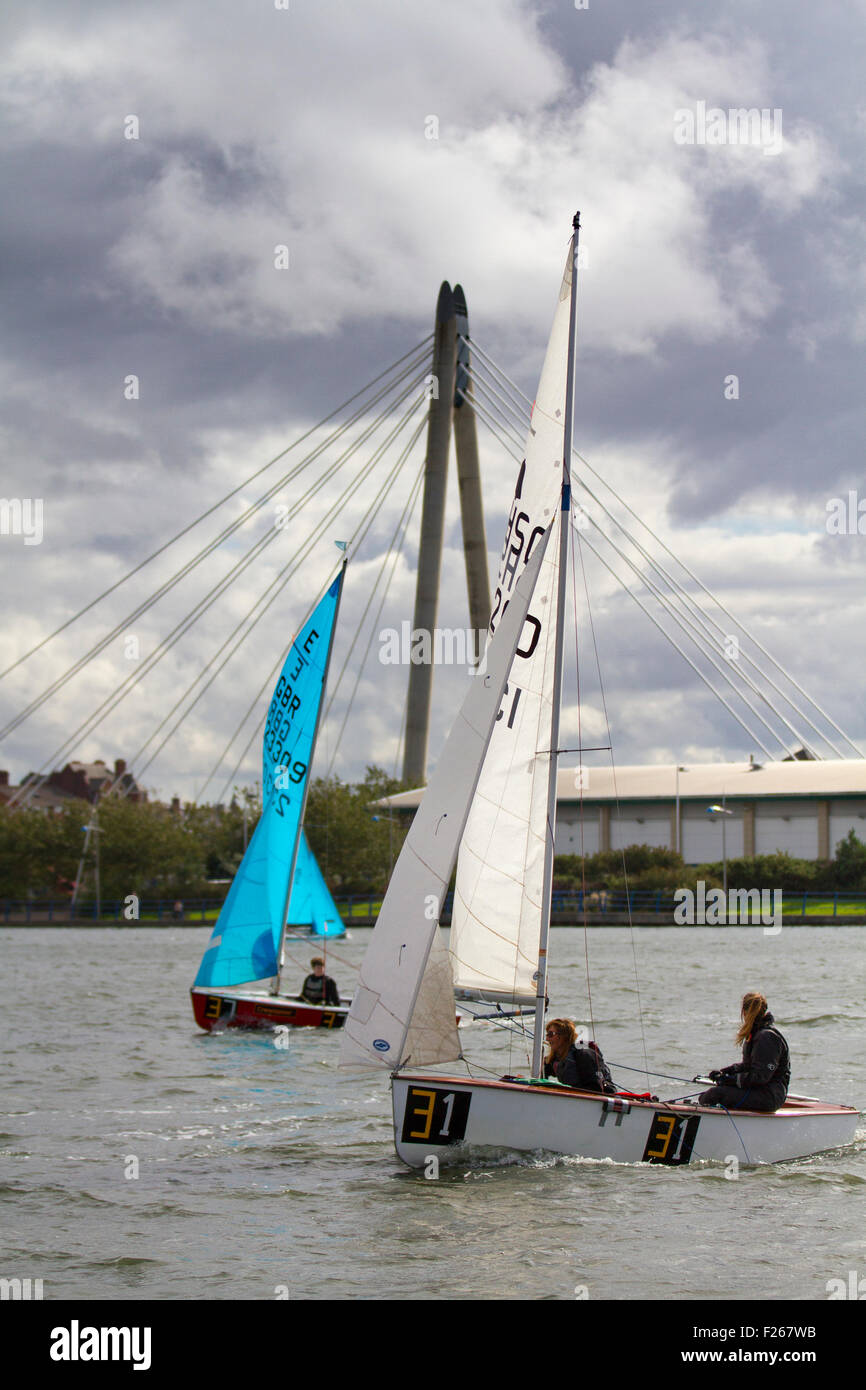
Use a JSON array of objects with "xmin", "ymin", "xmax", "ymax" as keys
[{"xmin": 0, "ymin": 0, "xmax": 863, "ymax": 793}]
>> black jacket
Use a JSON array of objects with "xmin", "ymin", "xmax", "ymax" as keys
[
  {"xmin": 718, "ymin": 1013, "xmax": 790, "ymax": 1105},
  {"xmin": 300, "ymin": 973, "xmax": 340, "ymax": 1007},
  {"xmin": 545, "ymin": 1041, "xmax": 616, "ymax": 1093}
]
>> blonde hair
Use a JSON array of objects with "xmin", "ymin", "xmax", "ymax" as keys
[
  {"xmin": 735, "ymin": 991, "xmax": 768, "ymax": 1047},
  {"xmin": 545, "ymin": 1017, "xmax": 576, "ymax": 1058}
]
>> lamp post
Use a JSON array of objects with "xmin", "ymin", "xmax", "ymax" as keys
[
  {"xmin": 705, "ymin": 797, "xmax": 734, "ymax": 896},
  {"xmin": 370, "ymin": 812, "xmax": 396, "ymax": 885}
]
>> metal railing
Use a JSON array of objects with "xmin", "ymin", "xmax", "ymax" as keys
[{"xmin": 1, "ymin": 889, "xmax": 864, "ymax": 923}]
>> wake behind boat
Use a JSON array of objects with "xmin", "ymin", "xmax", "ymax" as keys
[
  {"xmin": 191, "ymin": 560, "xmax": 351, "ymax": 1033},
  {"xmin": 340, "ymin": 215, "xmax": 860, "ymax": 1166}
]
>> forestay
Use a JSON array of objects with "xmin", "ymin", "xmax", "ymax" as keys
[
  {"xmin": 449, "ymin": 250, "xmax": 572, "ymax": 1004},
  {"xmin": 339, "ymin": 530, "xmax": 551, "ymax": 1070}
]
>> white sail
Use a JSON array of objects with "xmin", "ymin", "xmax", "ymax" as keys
[
  {"xmin": 449, "ymin": 250, "xmax": 573, "ymax": 1003},
  {"xmin": 339, "ymin": 530, "xmax": 550, "ymax": 1070}
]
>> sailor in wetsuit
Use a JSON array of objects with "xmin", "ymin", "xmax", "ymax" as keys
[
  {"xmin": 299, "ymin": 957, "xmax": 340, "ymax": 1007},
  {"xmin": 698, "ymin": 991, "xmax": 790, "ymax": 1112},
  {"xmin": 543, "ymin": 1018, "xmax": 616, "ymax": 1093}
]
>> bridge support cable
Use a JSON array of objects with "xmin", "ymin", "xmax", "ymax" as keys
[
  {"xmin": 9, "ymin": 378, "xmax": 429, "ymax": 808},
  {"xmin": 209, "ymin": 448, "xmax": 426, "ymax": 804},
  {"xmin": 462, "ymin": 375, "xmax": 816, "ymax": 760},
  {"xmin": 465, "ymin": 342, "xmax": 861, "ymax": 759},
  {"xmin": 0, "ymin": 335, "xmax": 433, "ymax": 687},
  {"xmin": 324, "ymin": 458, "xmax": 427, "ymax": 779},
  {"xmin": 124, "ymin": 397, "xmax": 429, "ymax": 792},
  {"xmin": 0, "ymin": 342, "xmax": 433, "ymax": 746},
  {"xmin": 566, "ymin": 464, "xmax": 841, "ymax": 759}
]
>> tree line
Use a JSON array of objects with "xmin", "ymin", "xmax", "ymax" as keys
[
  {"xmin": 0, "ymin": 768, "xmax": 407, "ymax": 902},
  {"xmin": 554, "ymin": 833, "xmax": 866, "ymax": 894},
  {"xmin": 2, "ymin": 770, "xmax": 864, "ymax": 900}
]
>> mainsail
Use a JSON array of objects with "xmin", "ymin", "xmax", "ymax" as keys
[
  {"xmin": 339, "ymin": 531, "xmax": 550, "ymax": 1070},
  {"xmin": 448, "ymin": 249, "xmax": 573, "ymax": 1004},
  {"xmin": 193, "ymin": 571, "xmax": 345, "ymax": 990}
]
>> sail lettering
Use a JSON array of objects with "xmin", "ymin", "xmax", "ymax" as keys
[
  {"xmin": 264, "ymin": 678, "xmax": 304, "ymax": 766},
  {"xmin": 496, "ymin": 684, "xmax": 522, "ymax": 729},
  {"xmin": 501, "ymin": 510, "xmax": 529, "ymax": 591},
  {"xmin": 515, "ymin": 614, "xmax": 540, "ymax": 659}
]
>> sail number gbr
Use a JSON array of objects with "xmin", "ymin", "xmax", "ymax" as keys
[{"xmin": 401, "ymin": 1087, "xmax": 471, "ymax": 1145}]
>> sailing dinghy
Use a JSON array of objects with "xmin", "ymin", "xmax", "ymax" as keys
[
  {"xmin": 340, "ymin": 216, "xmax": 859, "ymax": 1167},
  {"xmin": 191, "ymin": 562, "xmax": 350, "ymax": 1032}
]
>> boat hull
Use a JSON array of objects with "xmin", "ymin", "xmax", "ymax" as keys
[
  {"xmin": 190, "ymin": 985, "xmax": 350, "ymax": 1032},
  {"xmin": 392, "ymin": 1073, "xmax": 859, "ymax": 1168}
]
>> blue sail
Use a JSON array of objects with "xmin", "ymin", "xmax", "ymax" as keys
[
  {"xmin": 286, "ymin": 829, "xmax": 345, "ymax": 938},
  {"xmin": 194, "ymin": 573, "xmax": 344, "ymax": 988}
]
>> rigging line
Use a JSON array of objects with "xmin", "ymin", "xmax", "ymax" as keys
[
  {"xmin": 0, "ymin": 350, "xmax": 433, "ymax": 748},
  {"xmin": 570, "ymin": 468, "xmax": 840, "ymax": 759},
  {"xmin": 572, "ymin": 446, "xmax": 862, "ymax": 757},
  {"xmin": 569, "ymin": 505, "xmax": 597, "ymax": 1064},
  {"xmin": 324, "ymin": 455, "xmax": 426, "ymax": 778},
  {"xmin": 604, "ymin": 1061, "xmax": 702, "ymax": 1084},
  {"xmin": 0, "ymin": 334, "xmax": 433, "ymax": 687},
  {"xmin": 322, "ymin": 446, "xmax": 425, "ymax": 731},
  {"xmin": 9, "ymin": 379, "xmax": 429, "ymax": 808},
  {"xmin": 572, "ymin": 520, "xmax": 652, "ymax": 1095},
  {"xmin": 576, "ymin": 509, "xmax": 797, "ymax": 759},
  {"xmin": 202, "ymin": 405, "xmax": 427, "ymax": 803},
  {"xmin": 128, "ymin": 394, "xmax": 430, "ymax": 790},
  {"xmin": 470, "ymin": 347, "xmax": 859, "ymax": 755}
]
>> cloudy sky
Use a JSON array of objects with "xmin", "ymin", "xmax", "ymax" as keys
[{"xmin": 1, "ymin": 0, "xmax": 864, "ymax": 802}]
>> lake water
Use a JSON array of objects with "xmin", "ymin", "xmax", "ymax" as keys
[{"xmin": 2, "ymin": 925, "xmax": 864, "ymax": 1317}]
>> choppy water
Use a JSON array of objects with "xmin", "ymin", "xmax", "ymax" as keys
[{"xmin": 1, "ymin": 925, "xmax": 864, "ymax": 1303}]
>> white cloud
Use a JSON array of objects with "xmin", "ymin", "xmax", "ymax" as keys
[{"xmin": 1, "ymin": 9, "xmax": 833, "ymax": 351}]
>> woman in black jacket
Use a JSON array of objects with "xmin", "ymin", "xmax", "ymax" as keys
[
  {"xmin": 698, "ymin": 992, "xmax": 790, "ymax": 1112},
  {"xmin": 544, "ymin": 1018, "xmax": 616, "ymax": 1093}
]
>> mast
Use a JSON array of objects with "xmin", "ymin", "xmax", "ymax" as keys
[
  {"xmin": 531, "ymin": 213, "xmax": 581, "ymax": 1077},
  {"xmin": 274, "ymin": 557, "xmax": 347, "ymax": 993}
]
